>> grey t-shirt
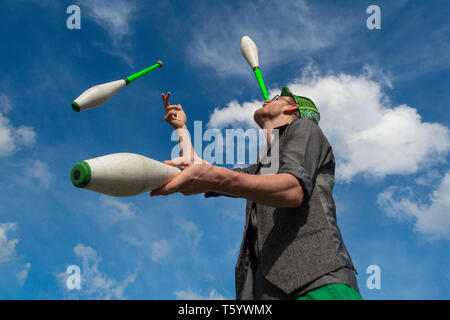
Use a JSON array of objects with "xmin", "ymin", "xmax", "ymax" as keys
[{"xmin": 206, "ymin": 118, "xmax": 359, "ymax": 299}]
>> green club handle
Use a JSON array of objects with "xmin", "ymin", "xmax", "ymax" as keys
[
  {"xmin": 71, "ymin": 161, "xmax": 91, "ymax": 188},
  {"xmin": 125, "ymin": 60, "xmax": 164, "ymax": 84},
  {"xmin": 253, "ymin": 67, "xmax": 269, "ymax": 100}
]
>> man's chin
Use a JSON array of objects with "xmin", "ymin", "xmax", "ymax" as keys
[{"xmin": 253, "ymin": 109, "xmax": 265, "ymax": 127}]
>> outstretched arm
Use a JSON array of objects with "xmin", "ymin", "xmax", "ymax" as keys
[
  {"xmin": 151, "ymin": 158, "xmax": 304, "ymax": 208},
  {"xmin": 213, "ymin": 166, "xmax": 304, "ymax": 208}
]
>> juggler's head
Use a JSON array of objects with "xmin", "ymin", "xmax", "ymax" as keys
[{"xmin": 253, "ymin": 86, "xmax": 320, "ymax": 128}]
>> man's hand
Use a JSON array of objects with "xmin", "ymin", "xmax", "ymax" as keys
[
  {"xmin": 150, "ymin": 157, "xmax": 218, "ymax": 196},
  {"xmin": 162, "ymin": 92, "xmax": 187, "ymax": 129}
]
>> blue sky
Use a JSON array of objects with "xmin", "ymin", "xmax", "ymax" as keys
[{"xmin": 0, "ymin": 0, "xmax": 449, "ymax": 299}]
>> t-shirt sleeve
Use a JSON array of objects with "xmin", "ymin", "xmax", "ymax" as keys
[
  {"xmin": 277, "ymin": 119, "xmax": 328, "ymax": 199},
  {"xmin": 204, "ymin": 164, "xmax": 257, "ymax": 198}
]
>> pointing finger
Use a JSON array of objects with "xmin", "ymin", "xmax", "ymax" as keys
[{"xmin": 165, "ymin": 92, "xmax": 171, "ymax": 106}]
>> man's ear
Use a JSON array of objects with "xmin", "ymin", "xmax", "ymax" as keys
[{"xmin": 283, "ymin": 104, "xmax": 298, "ymax": 115}]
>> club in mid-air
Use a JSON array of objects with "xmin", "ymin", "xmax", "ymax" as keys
[
  {"xmin": 70, "ymin": 152, "xmax": 180, "ymax": 197},
  {"xmin": 240, "ymin": 36, "xmax": 269, "ymax": 100},
  {"xmin": 71, "ymin": 61, "xmax": 164, "ymax": 112}
]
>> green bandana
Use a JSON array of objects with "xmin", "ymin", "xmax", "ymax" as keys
[{"xmin": 281, "ymin": 86, "xmax": 320, "ymax": 125}]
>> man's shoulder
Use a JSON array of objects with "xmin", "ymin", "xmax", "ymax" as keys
[
  {"xmin": 286, "ymin": 117, "xmax": 319, "ymax": 132},
  {"xmin": 284, "ymin": 118, "xmax": 329, "ymax": 143}
]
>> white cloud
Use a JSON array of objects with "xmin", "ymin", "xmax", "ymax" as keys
[
  {"xmin": 78, "ymin": 0, "xmax": 138, "ymax": 66},
  {"xmin": 0, "ymin": 222, "xmax": 18, "ymax": 263},
  {"xmin": 99, "ymin": 195, "xmax": 138, "ymax": 222},
  {"xmin": 16, "ymin": 262, "xmax": 31, "ymax": 287},
  {"xmin": 173, "ymin": 289, "xmax": 227, "ymax": 300},
  {"xmin": 0, "ymin": 223, "xmax": 32, "ymax": 287},
  {"xmin": 17, "ymin": 160, "xmax": 54, "ymax": 190},
  {"xmin": 58, "ymin": 244, "xmax": 137, "ymax": 299},
  {"xmin": 185, "ymin": 0, "xmax": 356, "ymax": 77},
  {"xmin": 0, "ymin": 94, "xmax": 36, "ymax": 157},
  {"xmin": 414, "ymin": 170, "xmax": 442, "ymax": 186},
  {"xmin": 0, "ymin": 114, "xmax": 36, "ymax": 157},
  {"xmin": 151, "ymin": 239, "xmax": 171, "ymax": 262},
  {"xmin": 14, "ymin": 126, "xmax": 36, "ymax": 148},
  {"xmin": 0, "ymin": 94, "xmax": 12, "ymax": 113},
  {"xmin": 288, "ymin": 66, "xmax": 450, "ymax": 181},
  {"xmin": 207, "ymin": 100, "xmax": 260, "ymax": 129},
  {"xmin": 377, "ymin": 169, "xmax": 450, "ymax": 241},
  {"xmin": 172, "ymin": 218, "xmax": 203, "ymax": 246},
  {"xmin": 362, "ymin": 64, "xmax": 393, "ymax": 89},
  {"xmin": 79, "ymin": 0, "xmax": 137, "ymax": 43},
  {"xmin": 207, "ymin": 64, "xmax": 450, "ymax": 182}
]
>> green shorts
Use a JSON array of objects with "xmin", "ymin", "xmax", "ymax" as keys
[{"xmin": 297, "ymin": 283, "xmax": 363, "ymax": 300}]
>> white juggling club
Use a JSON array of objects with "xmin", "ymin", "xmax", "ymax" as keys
[
  {"xmin": 70, "ymin": 153, "xmax": 180, "ymax": 197},
  {"xmin": 71, "ymin": 61, "xmax": 163, "ymax": 112},
  {"xmin": 240, "ymin": 36, "xmax": 269, "ymax": 100}
]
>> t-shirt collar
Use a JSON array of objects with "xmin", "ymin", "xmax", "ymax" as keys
[{"xmin": 273, "ymin": 123, "xmax": 290, "ymax": 136}]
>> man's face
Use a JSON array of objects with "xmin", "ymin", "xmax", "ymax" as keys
[{"xmin": 253, "ymin": 95, "xmax": 296, "ymax": 127}]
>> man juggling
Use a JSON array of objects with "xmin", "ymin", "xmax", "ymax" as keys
[{"xmin": 152, "ymin": 86, "xmax": 362, "ymax": 300}]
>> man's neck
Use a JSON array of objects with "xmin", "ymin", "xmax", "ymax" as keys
[{"xmin": 262, "ymin": 118, "xmax": 293, "ymax": 147}]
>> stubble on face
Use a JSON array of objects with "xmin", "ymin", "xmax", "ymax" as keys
[{"xmin": 253, "ymin": 96, "xmax": 295, "ymax": 128}]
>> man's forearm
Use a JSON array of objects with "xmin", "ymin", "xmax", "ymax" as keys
[
  {"xmin": 211, "ymin": 166, "xmax": 303, "ymax": 208},
  {"xmin": 175, "ymin": 125, "xmax": 197, "ymax": 160}
]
